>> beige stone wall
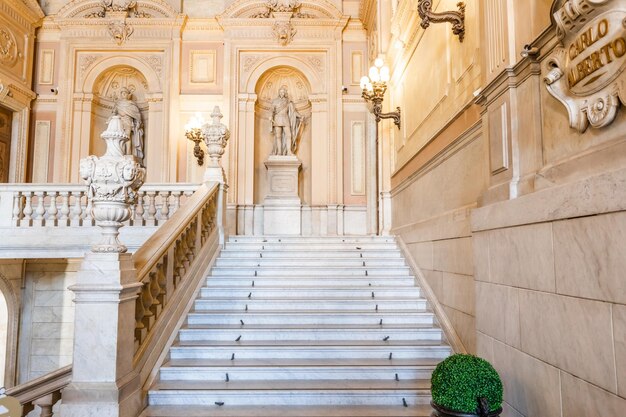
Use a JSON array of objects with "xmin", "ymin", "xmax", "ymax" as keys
[
  {"xmin": 18, "ymin": 260, "xmax": 79, "ymax": 383},
  {"xmin": 383, "ymin": 0, "xmax": 626, "ymax": 413}
]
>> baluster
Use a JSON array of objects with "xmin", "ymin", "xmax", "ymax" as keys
[
  {"xmin": 84, "ymin": 193, "xmax": 94, "ymax": 225},
  {"xmin": 34, "ymin": 191, "xmax": 46, "ymax": 227},
  {"xmin": 135, "ymin": 191, "xmax": 145, "ymax": 226},
  {"xmin": 128, "ymin": 203, "xmax": 136, "ymax": 226},
  {"xmin": 174, "ymin": 241, "xmax": 185, "ymax": 286},
  {"xmin": 149, "ymin": 271, "xmax": 162, "ymax": 318},
  {"xmin": 59, "ymin": 191, "xmax": 70, "ymax": 226},
  {"xmin": 160, "ymin": 191, "xmax": 171, "ymax": 222},
  {"xmin": 135, "ymin": 296, "xmax": 146, "ymax": 349},
  {"xmin": 47, "ymin": 191, "xmax": 58, "ymax": 227},
  {"xmin": 157, "ymin": 260, "xmax": 168, "ymax": 305},
  {"xmin": 33, "ymin": 392, "xmax": 60, "ymax": 417},
  {"xmin": 23, "ymin": 191, "xmax": 34, "ymax": 226},
  {"xmin": 71, "ymin": 191, "xmax": 83, "ymax": 226},
  {"xmin": 12, "ymin": 192, "xmax": 22, "ymax": 227},
  {"xmin": 141, "ymin": 282, "xmax": 155, "ymax": 331},
  {"xmin": 146, "ymin": 191, "xmax": 157, "ymax": 226},
  {"xmin": 172, "ymin": 191, "xmax": 182, "ymax": 216}
]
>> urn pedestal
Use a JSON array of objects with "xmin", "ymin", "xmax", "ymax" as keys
[{"xmin": 263, "ymin": 155, "xmax": 302, "ymax": 235}]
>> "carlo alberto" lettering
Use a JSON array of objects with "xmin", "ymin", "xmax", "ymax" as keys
[{"xmin": 568, "ymin": 18, "xmax": 626, "ymax": 88}]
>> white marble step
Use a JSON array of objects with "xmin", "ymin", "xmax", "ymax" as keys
[
  {"xmin": 148, "ymin": 380, "xmax": 431, "ymax": 406},
  {"xmin": 177, "ymin": 325, "xmax": 442, "ymax": 342},
  {"xmin": 205, "ymin": 277, "xmax": 416, "ymax": 287},
  {"xmin": 215, "ymin": 258, "xmax": 407, "ymax": 267},
  {"xmin": 141, "ymin": 404, "xmax": 433, "ymax": 417},
  {"xmin": 186, "ymin": 310, "xmax": 434, "ymax": 326},
  {"xmin": 228, "ymin": 236, "xmax": 396, "ymax": 243},
  {"xmin": 219, "ymin": 249, "xmax": 403, "ymax": 259},
  {"xmin": 169, "ymin": 342, "xmax": 451, "ymax": 361},
  {"xmin": 198, "ymin": 287, "xmax": 421, "ymax": 299},
  {"xmin": 209, "ymin": 266, "xmax": 411, "ymax": 276},
  {"xmin": 193, "ymin": 298, "xmax": 428, "ymax": 311},
  {"xmin": 159, "ymin": 363, "xmax": 435, "ymax": 381},
  {"xmin": 224, "ymin": 243, "xmax": 398, "ymax": 251}
]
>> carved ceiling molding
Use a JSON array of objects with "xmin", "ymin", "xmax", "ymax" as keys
[
  {"xmin": 56, "ymin": 0, "xmax": 177, "ymax": 19},
  {"xmin": 219, "ymin": 0, "xmax": 342, "ymax": 20},
  {"xmin": 2, "ymin": 0, "xmax": 44, "ymax": 24}
]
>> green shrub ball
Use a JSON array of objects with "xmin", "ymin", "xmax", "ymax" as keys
[{"xmin": 431, "ymin": 354, "xmax": 503, "ymax": 413}]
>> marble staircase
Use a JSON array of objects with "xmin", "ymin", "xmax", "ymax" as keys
[{"xmin": 144, "ymin": 236, "xmax": 451, "ymax": 416}]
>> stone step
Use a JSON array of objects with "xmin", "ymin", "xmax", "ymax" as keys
[
  {"xmin": 193, "ymin": 298, "xmax": 429, "ymax": 311},
  {"xmin": 209, "ymin": 266, "xmax": 411, "ymax": 276},
  {"xmin": 219, "ymin": 249, "xmax": 403, "ymax": 259},
  {"xmin": 198, "ymin": 287, "xmax": 421, "ymax": 299},
  {"xmin": 169, "ymin": 342, "xmax": 451, "ymax": 361},
  {"xmin": 148, "ymin": 380, "xmax": 431, "ymax": 407},
  {"xmin": 177, "ymin": 325, "xmax": 442, "ymax": 342},
  {"xmin": 214, "ymin": 258, "xmax": 407, "ymax": 267},
  {"xmin": 228, "ymin": 236, "xmax": 397, "ymax": 244},
  {"xmin": 186, "ymin": 310, "xmax": 434, "ymax": 326},
  {"xmin": 158, "ymin": 363, "xmax": 435, "ymax": 381},
  {"xmin": 205, "ymin": 277, "xmax": 416, "ymax": 287},
  {"xmin": 141, "ymin": 404, "xmax": 433, "ymax": 417},
  {"xmin": 223, "ymin": 243, "xmax": 398, "ymax": 251}
]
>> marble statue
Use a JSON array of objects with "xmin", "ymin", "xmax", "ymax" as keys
[
  {"xmin": 269, "ymin": 87, "xmax": 303, "ymax": 156},
  {"xmin": 111, "ymin": 87, "xmax": 144, "ymax": 165}
]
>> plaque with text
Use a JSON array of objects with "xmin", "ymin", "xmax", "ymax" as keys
[{"xmin": 544, "ymin": 0, "xmax": 626, "ymax": 132}]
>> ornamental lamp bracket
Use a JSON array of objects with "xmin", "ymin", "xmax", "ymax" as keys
[{"xmin": 417, "ymin": 0, "xmax": 466, "ymax": 42}]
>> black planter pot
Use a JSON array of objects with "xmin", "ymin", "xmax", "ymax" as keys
[{"xmin": 430, "ymin": 401, "xmax": 502, "ymax": 417}]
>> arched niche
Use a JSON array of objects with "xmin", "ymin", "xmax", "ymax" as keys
[
  {"xmin": 90, "ymin": 66, "xmax": 149, "ymax": 161},
  {"xmin": 253, "ymin": 66, "xmax": 312, "ymax": 204}
]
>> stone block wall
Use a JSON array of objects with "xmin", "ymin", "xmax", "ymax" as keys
[
  {"xmin": 472, "ymin": 169, "xmax": 626, "ymax": 416},
  {"xmin": 18, "ymin": 260, "xmax": 79, "ymax": 383}
]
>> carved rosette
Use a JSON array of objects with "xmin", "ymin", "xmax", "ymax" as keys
[
  {"xmin": 80, "ymin": 116, "xmax": 146, "ymax": 253},
  {"xmin": 544, "ymin": 0, "xmax": 626, "ymax": 132}
]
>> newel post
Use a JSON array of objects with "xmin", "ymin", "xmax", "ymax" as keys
[
  {"xmin": 202, "ymin": 106, "xmax": 230, "ymax": 245},
  {"xmin": 61, "ymin": 116, "xmax": 145, "ymax": 417}
]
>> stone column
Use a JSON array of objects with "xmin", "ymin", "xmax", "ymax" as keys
[{"xmin": 61, "ymin": 116, "xmax": 145, "ymax": 417}]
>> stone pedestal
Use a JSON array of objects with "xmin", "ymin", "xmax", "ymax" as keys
[
  {"xmin": 263, "ymin": 155, "xmax": 302, "ymax": 235},
  {"xmin": 60, "ymin": 252, "xmax": 142, "ymax": 417}
]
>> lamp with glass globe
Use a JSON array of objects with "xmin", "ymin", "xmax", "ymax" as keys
[{"xmin": 360, "ymin": 58, "xmax": 401, "ymax": 129}]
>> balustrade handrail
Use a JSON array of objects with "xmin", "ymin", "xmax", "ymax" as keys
[
  {"xmin": 133, "ymin": 182, "xmax": 218, "ymax": 279},
  {"xmin": 0, "ymin": 183, "xmax": 199, "ymax": 192},
  {"xmin": 5, "ymin": 365, "xmax": 71, "ymax": 414}
]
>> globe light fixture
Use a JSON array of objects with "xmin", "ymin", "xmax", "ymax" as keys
[{"xmin": 360, "ymin": 60, "xmax": 401, "ymax": 129}]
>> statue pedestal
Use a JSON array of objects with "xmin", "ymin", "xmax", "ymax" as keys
[{"xmin": 263, "ymin": 155, "xmax": 302, "ymax": 235}]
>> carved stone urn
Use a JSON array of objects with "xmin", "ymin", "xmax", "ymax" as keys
[
  {"xmin": 201, "ymin": 106, "xmax": 230, "ymax": 183},
  {"xmin": 80, "ymin": 115, "xmax": 145, "ymax": 253}
]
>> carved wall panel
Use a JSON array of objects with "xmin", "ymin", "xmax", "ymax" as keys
[
  {"xmin": 0, "ymin": 106, "xmax": 11, "ymax": 183},
  {"xmin": 350, "ymin": 120, "xmax": 366, "ymax": 196},
  {"xmin": 32, "ymin": 121, "xmax": 51, "ymax": 182},
  {"xmin": 37, "ymin": 49, "xmax": 55, "ymax": 85},
  {"xmin": 488, "ymin": 100, "xmax": 510, "ymax": 175},
  {"xmin": 190, "ymin": 50, "xmax": 217, "ymax": 84}
]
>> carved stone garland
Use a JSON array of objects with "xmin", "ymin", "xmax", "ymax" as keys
[{"xmin": 79, "ymin": 115, "xmax": 146, "ymax": 253}]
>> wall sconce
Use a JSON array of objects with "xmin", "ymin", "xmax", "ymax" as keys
[
  {"xmin": 360, "ymin": 58, "xmax": 401, "ymax": 129},
  {"xmin": 417, "ymin": 0, "xmax": 466, "ymax": 42},
  {"xmin": 185, "ymin": 112, "xmax": 205, "ymax": 166}
]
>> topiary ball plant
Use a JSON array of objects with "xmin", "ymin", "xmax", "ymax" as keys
[{"xmin": 431, "ymin": 354, "xmax": 503, "ymax": 417}]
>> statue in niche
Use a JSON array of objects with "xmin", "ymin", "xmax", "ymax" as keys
[
  {"xmin": 110, "ymin": 87, "xmax": 144, "ymax": 165},
  {"xmin": 269, "ymin": 87, "xmax": 304, "ymax": 156}
]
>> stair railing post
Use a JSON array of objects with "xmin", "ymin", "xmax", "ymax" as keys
[
  {"xmin": 201, "ymin": 106, "xmax": 230, "ymax": 246},
  {"xmin": 61, "ymin": 116, "xmax": 146, "ymax": 417}
]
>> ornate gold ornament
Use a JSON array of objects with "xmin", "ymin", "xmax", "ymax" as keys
[
  {"xmin": 417, "ymin": 0, "xmax": 466, "ymax": 42},
  {"xmin": 544, "ymin": 0, "xmax": 626, "ymax": 132},
  {"xmin": 360, "ymin": 59, "xmax": 401, "ymax": 129},
  {"xmin": 0, "ymin": 28, "xmax": 18, "ymax": 66}
]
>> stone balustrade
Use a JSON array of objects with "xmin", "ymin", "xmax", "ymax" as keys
[
  {"xmin": 5, "ymin": 365, "xmax": 71, "ymax": 417},
  {"xmin": 0, "ymin": 183, "xmax": 198, "ymax": 228}
]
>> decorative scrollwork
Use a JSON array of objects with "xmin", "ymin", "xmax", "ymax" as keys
[
  {"xmin": 0, "ymin": 28, "xmax": 18, "ymax": 66},
  {"xmin": 417, "ymin": 0, "xmax": 466, "ymax": 42}
]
